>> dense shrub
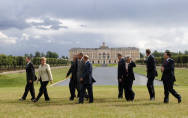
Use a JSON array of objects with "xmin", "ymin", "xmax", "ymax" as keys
[
  {"xmin": 0, "ymin": 55, "xmax": 70, "ymax": 71},
  {"xmin": 136, "ymin": 55, "xmax": 188, "ymax": 67}
]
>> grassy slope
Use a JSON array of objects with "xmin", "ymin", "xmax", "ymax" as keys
[
  {"xmin": 134, "ymin": 65, "xmax": 188, "ymax": 86},
  {"xmin": 0, "ymin": 86, "xmax": 187, "ymax": 118}
]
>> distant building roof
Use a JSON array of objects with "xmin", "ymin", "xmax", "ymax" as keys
[{"xmin": 69, "ymin": 42, "xmax": 139, "ymax": 51}]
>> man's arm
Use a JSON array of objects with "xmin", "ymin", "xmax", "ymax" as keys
[
  {"xmin": 147, "ymin": 57, "xmax": 155, "ymax": 71},
  {"xmin": 131, "ymin": 61, "xmax": 136, "ymax": 68},
  {"xmin": 82, "ymin": 63, "xmax": 91, "ymax": 79},
  {"xmin": 118, "ymin": 60, "xmax": 124, "ymax": 80},
  {"xmin": 66, "ymin": 64, "xmax": 73, "ymax": 77},
  {"xmin": 26, "ymin": 63, "xmax": 35, "ymax": 83},
  {"xmin": 164, "ymin": 60, "xmax": 174, "ymax": 73}
]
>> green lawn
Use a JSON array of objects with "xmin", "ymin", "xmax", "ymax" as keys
[
  {"xmin": 0, "ymin": 67, "xmax": 69, "ymax": 87},
  {"xmin": 0, "ymin": 86, "xmax": 187, "ymax": 118},
  {"xmin": 134, "ymin": 65, "xmax": 188, "ymax": 86},
  {"xmin": 0, "ymin": 66, "xmax": 188, "ymax": 118}
]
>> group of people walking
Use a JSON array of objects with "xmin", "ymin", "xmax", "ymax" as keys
[
  {"xmin": 19, "ymin": 53, "xmax": 95, "ymax": 104},
  {"xmin": 146, "ymin": 49, "xmax": 181, "ymax": 103},
  {"xmin": 19, "ymin": 57, "xmax": 53, "ymax": 102},
  {"xmin": 117, "ymin": 54, "xmax": 136, "ymax": 101},
  {"xmin": 19, "ymin": 49, "xmax": 182, "ymax": 104},
  {"xmin": 115, "ymin": 49, "xmax": 181, "ymax": 103},
  {"xmin": 66, "ymin": 53, "xmax": 95, "ymax": 104}
]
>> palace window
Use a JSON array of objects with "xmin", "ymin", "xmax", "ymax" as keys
[
  {"xmin": 103, "ymin": 52, "xmax": 106, "ymax": 59},
  {"xmin": 107, "ymin": 53, "xmax": 110, "ymax": 59},
  {"xmin": 99, "ymin": 53, "xmax": 101, "ymax": 59}
]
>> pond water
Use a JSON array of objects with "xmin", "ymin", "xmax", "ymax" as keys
[{"xmin": 54, "ymin": 67, "xmax": 163, "ymax": 86}]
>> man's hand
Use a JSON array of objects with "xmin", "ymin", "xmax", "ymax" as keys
[
  {"xmin": 80, "ymin": 78, "xmax": 83, "ymax": 82},
  {"xmin": 161, "ymin": 66, "xmax": 164, "ymax": 72},
  {"xmin": 29, "ymin": 80, "xmax": 32, "ymax": 83}
]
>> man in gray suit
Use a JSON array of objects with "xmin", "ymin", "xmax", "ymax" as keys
[{"xmin": 77, "ymin": 53, "xmax": 85, "ymax": 97}]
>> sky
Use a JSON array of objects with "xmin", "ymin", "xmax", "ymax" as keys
[{"xmin": 0, "ymin": 0, "xmax": 188, "ymax": 56}]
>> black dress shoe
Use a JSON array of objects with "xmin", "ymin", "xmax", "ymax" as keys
[
  {"xmin": 118, "ymin": 96, "xmax": 123, "ymax": 99},
  {"xmin": 178, "ymin": 97, "xmax": 182, "ymax": 103},
  {"xmin": 127, "ymin": 99, "xmax": 134, "ymax": 102},
  {"xmin": 89, "ymin": 101, "xmax": 93, "ymax": 103},
  {"xmin": 78, "ymin": 102, "xmax": 83, "ymax": 104},
  {"xmin": 45, "ymin": 99, "xmax": 50, "ymax": 102},
  {"xmin": 19, "ymin": 98, "xmax": 25, "ymax": 101},
  {"xmin": 69, "ymin": 97, "xmax": 74, "ymax": 101},
  {"xmin": 31, "ymin": 98, "xmax": 35, "ymax": 101},
  {"xmin": 33, "ymin": 99, "xmax": 38, "ymax": 103},
  {"xmin": 164, "ymin": 100, "xmax": 169, "ymax": 104}
]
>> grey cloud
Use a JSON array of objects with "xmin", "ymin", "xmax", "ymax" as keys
[
  {"xmin": 1, "ymin": 0, "xmax": 188, "ymax": 56},
  {"xmin": 28, "ymin": 17, "xmax": 69, "ymax": 30},
  {"xmin": 0, "ymin": 0, "xmax": 188, "ymax": 30},
  {"xmin": 0, "ymin": 31, "xmax": 104, "ymax": 56}
]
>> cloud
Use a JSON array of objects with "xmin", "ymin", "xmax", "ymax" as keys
[
  {"xmin": 25, "ymin": 17, "xmax": 69, "ymax": 30},
  {"xmin": 21, "ymin": 33, "xmax": 30, "ymax": 40},
  {"xmin": 0, "ymin": 32, "xmax": 17, "ymax": 44},
  {"xmin": 1, "ymin": 0, "xmax": 188, "ymax": 56}
]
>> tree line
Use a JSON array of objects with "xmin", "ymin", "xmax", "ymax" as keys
[
  {"xmin": 137, "ymin": 50, "xmax": 188, "ymax": 67},
  {"xmin": 0, "ymin": 51, "xmax": 70, "ymax": 71},
  {"xmin": 24, "ymin": 51, "xmax": 68, "ymax": 59}
]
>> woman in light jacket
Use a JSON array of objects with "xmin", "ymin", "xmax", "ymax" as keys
[{"xmin": 33, "ymin": 57, "xmax": 53, "ymax": 102}]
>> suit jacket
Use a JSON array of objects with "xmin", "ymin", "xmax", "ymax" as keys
[
  {"xmin": 118, "ymin": 58, "xmax": 127, "ymax": 80},
  {"xmin": 127, "ymin": 61, "xmax": 136, "ymax": 80},
  {"xmin": 146, "ymin": 55, "xmax": 158, "ymax": 78},
  {"xmin": 82, "ymin": 61, "xmax": 93, "ymax": 85},
  {"xmin": 67, "ymin": 60, "xmax": 77, "ymax": 81},
  {"xmin": 77, "ymin": 59, "xmax": 85, "ymax": 81},
  {"xmin": 26, "ymin": 62, "xmax": 35, "ymax": 82},
  {"xmin": 161, "ymin": 58, "xmax": 176, "ymax": 82}
]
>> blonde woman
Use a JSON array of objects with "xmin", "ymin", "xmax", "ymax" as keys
[{"xmin": 33, "ymin": 57, "xmax": 53, "ymax": 102}]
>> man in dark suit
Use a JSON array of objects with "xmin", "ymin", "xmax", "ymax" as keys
[
  {"xmin": 146, "ymin": 49, "xmax": 158, "ymax": 100},
  {"xmin": 79, "ymin": 55, "xmax": 94, "ymax": 104},
  {"xmin": 19, "ymin": 57, "xmax": 36, "ymax": 101},
  {"xmin": 66, "ymin": 55, "xmax": 78, "ymax": 101},
  {"xmin": 125, "ymin": 57, "xmax": 136, "ymax": 101},
  {"xmin": 161, "ymin": 51, "xmax": 181, "ymax": 103},
  {"xmin": 117, "ymin": 53, "xmax": 127, "ymax": 99}
]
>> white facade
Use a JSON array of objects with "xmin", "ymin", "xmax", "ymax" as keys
[{"xmin": 69, "ymin": 43, "xmax": 140, "ymax": 64}]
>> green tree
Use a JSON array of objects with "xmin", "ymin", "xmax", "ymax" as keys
[
  {"xmin": 46, "ymin": 51, "xmax": 59, "ymax": 58},
  {"xmin": 140, "ymin": 53, "xmax": 144, "ymax": 58},
  {"xmin": 35, "ymin": 51, "xmax": 41, "ymax": 57}
]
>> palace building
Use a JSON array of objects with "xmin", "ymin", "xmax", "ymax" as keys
[{"xmin": 69, "ymin": 42, "xmax": 140, "ymax": 64}]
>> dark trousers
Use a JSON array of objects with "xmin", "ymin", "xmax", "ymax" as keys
[
  {"xmin": 79, "ymin": 84, "xmax": 93, "ymax": 103},
  {"xmin": 163, "ymin": 80, "xmax": 181, "ymax": 102},
  {"xmin": 147, "ymin": 77, "xmax": 155, "ymax": 99},
  {"xmin": 118, "ymin": 80, "xmax": 126, "ymax": 98},
  {"xmin": 125, "ymin": 79, "xmax": 135, "ymax": 101},
  {"xmin": 36, "ymin": 80, "xmax": 49, "ymax": 101},
  {"xmin": 22, "ymin": 82, "xmax": 35, "ymax": 100},
  {"xmin": 69, "ymin": 79, "xmax": 80, "ymax": 99}
]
